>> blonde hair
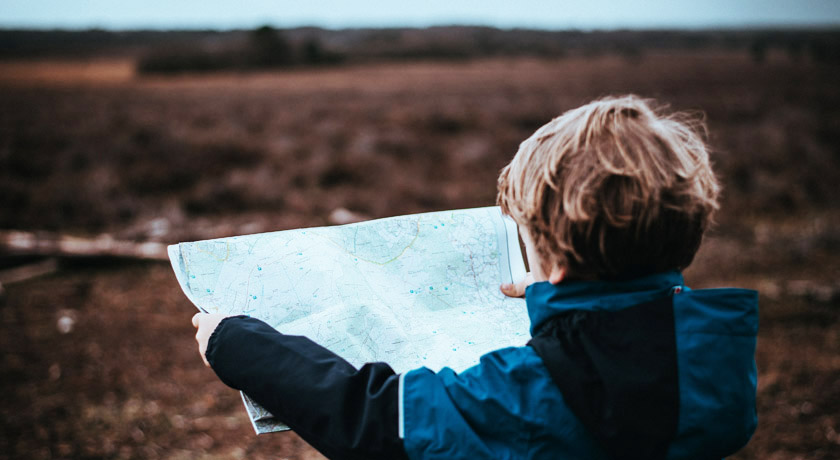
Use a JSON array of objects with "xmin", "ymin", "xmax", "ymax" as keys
[{"xmin": 497, "ymin": 95, "xmax": 720, "ymax": 279}]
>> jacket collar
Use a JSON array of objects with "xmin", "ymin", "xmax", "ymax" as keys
[{"xmin": 525, "ymin": 271, "xmax": 684, "ymax": 336}]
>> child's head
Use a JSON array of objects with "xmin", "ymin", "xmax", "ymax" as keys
[{"xmin": 498, "ymin": 95, "xmax": 720, "ymax": 281}]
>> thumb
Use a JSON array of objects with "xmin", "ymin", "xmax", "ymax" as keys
[
  {"xmin": 500, "ymin": 273, "xmax": 534, "ymax": 298},
  {"xmin": 192, "ymin": 313, "xmax": 202, "ymax": 329}
]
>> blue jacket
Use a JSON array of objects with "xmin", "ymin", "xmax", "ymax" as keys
[
  {"xmin": 207, "ymin": 271, "xmax": 758, "ymax": 460},
  {"xmin": 400, "ymin": 271, "xmax": 758, "ymax": 459}
]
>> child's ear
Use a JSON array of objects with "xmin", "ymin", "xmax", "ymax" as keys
[{"xmin": 548, "ymin": 266, "xmax": 566, "ymax": 285}]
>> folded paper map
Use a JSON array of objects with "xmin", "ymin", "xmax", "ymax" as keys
[{"xmin": 169, "ymin": 206, "xmax": 530, "ymax": 433}]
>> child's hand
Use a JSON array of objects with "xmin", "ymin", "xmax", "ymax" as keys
[
  {"xmin": 192, "ymin": 313, "xmax": 230, "ymax": 367},
  {"xmin": 500, "ymin": 272, "xmax": 535, "ymax": 298}
]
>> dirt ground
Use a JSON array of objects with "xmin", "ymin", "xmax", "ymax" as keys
[{"xmin": 1, "ymin": 52, "xmax": 839, "ymax": 459}]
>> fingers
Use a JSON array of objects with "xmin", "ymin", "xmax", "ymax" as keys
[
  {"xmin": 192, "ymin": 313, "xmax": 210, "ymax": 367},
  {"xmin": 192, "ymin": 313, "xmax": 229, "ymax": 368}
]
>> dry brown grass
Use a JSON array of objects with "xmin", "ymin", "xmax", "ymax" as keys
[
  {"xmin": 0, "ymin": 58, "xmax": 135, "ymax": 86},
  {"xmin": 1, "ymin": 51, "xmax": 838, "ymax": 459}
]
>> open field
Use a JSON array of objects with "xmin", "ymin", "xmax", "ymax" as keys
[{"xmin": 1, "ymin": 51, "xmax": 839, "ymax": 459}]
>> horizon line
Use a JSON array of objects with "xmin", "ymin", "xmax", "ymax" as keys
[{"xmin": 2, "ymin": 22, "xmax": 840, "ymax": 33}]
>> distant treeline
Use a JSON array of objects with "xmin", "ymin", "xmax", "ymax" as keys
[
  {"xmin": 0, "ymin": 26, "xmax": 839, "ymax": 73},
  {"xmin": 136, "ymin": 26, "xmax": 345, "ymax": 73}
]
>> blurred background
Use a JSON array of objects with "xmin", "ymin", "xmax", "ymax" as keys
[{"xmin": 1, "ymin": 1, "xmax": 839, "ymax": 459}]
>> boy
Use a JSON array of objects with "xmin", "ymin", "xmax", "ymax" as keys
[{"xmin": 192, "ymin": 95, "xmax": 758, "ymax": 459}]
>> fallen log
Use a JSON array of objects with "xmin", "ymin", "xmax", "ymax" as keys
[
  {"xmin": 0, "ymin": 230, "xmax": 169, "ymax": 261},
  {"xmin": 0, "ymin": 258, "xmax": 59, "ymax": 285}
]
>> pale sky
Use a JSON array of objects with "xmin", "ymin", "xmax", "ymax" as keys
[{"xmin": 2, "ymin": 0, "xmax": 839, "ymax": 30}]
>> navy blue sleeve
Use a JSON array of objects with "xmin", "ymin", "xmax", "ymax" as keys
[{"xmin": 205, "ymin": 315, "xmax": 409, "ymax": 460}]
